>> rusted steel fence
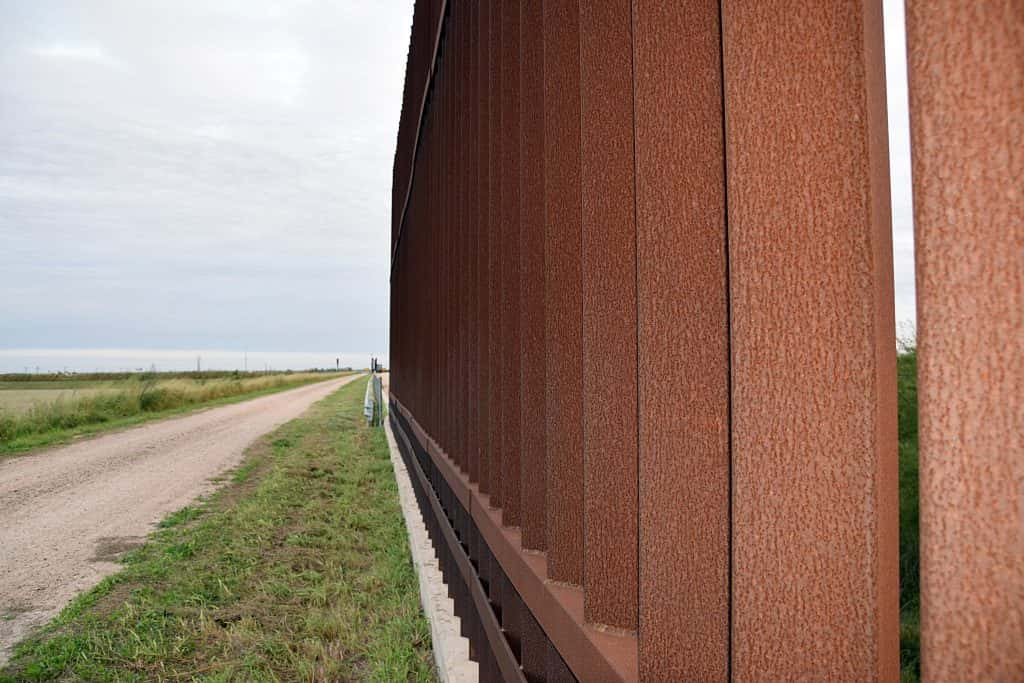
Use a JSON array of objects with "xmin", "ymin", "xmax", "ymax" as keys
[{"xmin": 388, "ymin": 1, "xmax": 1023, "ymax": 680}]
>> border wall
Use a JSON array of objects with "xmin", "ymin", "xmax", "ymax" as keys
[{"xmin": 388, "ymin": 2, "xmax": 1022, "ymax": 680}]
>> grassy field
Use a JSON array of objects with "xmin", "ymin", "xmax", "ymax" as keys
[
  {"xmin": 898, "ymin": 348, "xmax": 920, "ymax": 682},
  {"xmin": 0, "ymin": 388, "xmax": 115, "ymax": 415},
  {"xmin": 1, "ymin": 377, "xmax": 435, "ymax": 682},
  {"xmin": 0, "ymin": 372, "xmax": 349, "ymax": 455}
]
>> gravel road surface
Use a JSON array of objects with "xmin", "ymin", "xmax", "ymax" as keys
[{"xmin": 0, "ymin": 374, "xmax": 360, "ymax": 663}]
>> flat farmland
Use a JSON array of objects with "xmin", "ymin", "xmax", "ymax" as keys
[
  {"xmin": 0, "ymin": 372, "xmax": 349, "ymax": 454},
  {"xmin": 0, "ymin": 382, "xmax": 117, "ymax": 414}
]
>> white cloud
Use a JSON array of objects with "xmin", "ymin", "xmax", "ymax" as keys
[{"xmin": 29, "ymin": 43, "xmax": 123, "ymax": 68}]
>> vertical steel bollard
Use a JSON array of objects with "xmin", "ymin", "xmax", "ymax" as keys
[
  {"xmin": 722, "ymin": 1, "xmax": 898, "ymax": 679},
  {"xmin": 906, "ymin": 1, "xmax": 1024, "ymax": 678},
  {"xmin": 580, "ymin": 0, "xmax": 639, "ymax": 633},
  {"xmin": 633, "ymin": 1, "xmax": 731, "ymax": 678},
  {"xmin": 543, "ymin": 0, "xmax": 584, "ymax": 588}
]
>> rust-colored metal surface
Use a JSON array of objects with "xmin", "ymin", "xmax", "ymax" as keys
[
  {"xmin": 542, "ymin": 0, "xmax": 584, "ymax": 587},
  {"xmin": 460, "ymin": 1, "xmax": 475, "ymax": 481},
  {"xmin": 632, "ymin": 1, "xmax": 730, "ymax": 678},
  {"xmin": 392, "ymin": 399, "xmax": 638, "ymax": 681},
  {"xmin": 476, "ymin": 0, "xmax": 490, "ymax": 491},
  {"xmin": 518, "ymin": 0, "xmax": 548, "ymax": 553},
  {"xmin": 722, "ymin": 1, "xmax": 899, "ymax": 680},
  {"xmin": 579, "ymin": 0, "xmax": 638, "ymax": 632},
  {"xmin": 391, "ymin": 405, "xmax": 526, "ymax": 683},
  {"xmin": 442, "ymin": 7, "xmax": 454, "ymax": 466},
  {"xmin": 500, "ymin": 0, "xmax": 522, "ymax": 529},
  {"xmin": 385, "ymin": 0, "xmax": 962, "ymax": 678},
  {"xmin": 906, "ymin": 2, "xmax": 1024, "ymax": 679},
  {"xmin": 487, "ymin": 0, "xmax": 504, "ymax": 508}
]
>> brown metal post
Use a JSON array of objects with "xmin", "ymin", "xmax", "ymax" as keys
[
  {"xmin": 579, "ymin": 0, "xmax": 638, "ymax": 631},
  {"xmin": 500, "ymin": 0, "xmax": 522, "ymax": 528},
  {"xmin": 444, "ymin": 15, "xmax": 452, "ymax": 462},
  {"xmin": 905, "ymin": 2, "xmax": 1024, "ymax": 679},
  {"xmin": 488, "ymin": 0, "xmax": 505, "ymax": 507},
  {"xmin": 543, "ymin": 0, "xmax": 584, "ymax": 586},
  {"xmin": 476, "ymin": 0, "xmax": 490, "ymax": 490},
  {"xmin": 722, "ymin": 1, "xmax": 898, "ymax": 680},
  {"xmin": 632, "ymin": 0, "xmax": 730, "ymax": 678},
  {"xmin": 454, "ymin": 0, "xmax": 465, "ymax": 464},
  {"xmin": 466, "ymin": 0, "xmax": 479, "ymax": 479},
  {"xmin": 519, "ymin": 0, "xmax": 548, "ymax": 553}
]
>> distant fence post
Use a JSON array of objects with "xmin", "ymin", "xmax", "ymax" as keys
[{"xmin": 906, "ymin": 2, "xmax": 1024, "ymax": 679}]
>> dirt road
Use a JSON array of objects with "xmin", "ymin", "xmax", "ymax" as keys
[{"xmin": 0, "ymin": 374, "xmax": 360, "ymax": 663}]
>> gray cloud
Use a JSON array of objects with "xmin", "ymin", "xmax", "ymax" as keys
[{"xmin": 0, "ymin": 0, "xmax": 413, "ymax": 358}]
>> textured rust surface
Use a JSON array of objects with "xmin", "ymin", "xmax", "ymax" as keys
[
  {"xmin": 722, "ymin": 2, "xmax": 899, "ymax": 680},
  {"xmin": 632, "ymin": 0, "xmax": 730, "ymax": 677},
  {"xmin": 906, "ymin": 2, "xmax": 1024, "ymax": 679},
  {"xmin": 487, "ymin": 0, "xmax": 504, "ymax": 507},
  {"xmin": 542, "ymin": 0, "xmax": 583, "ymax": 587},
  {"xmin": 518, "ymin": 0, "xmax": 548, "ymax": 552},
  {"xmin": 579, "ymin": 0, "xmax": 638, "ymax": 632},
  {"xmin": 476, "ymin": 0, "xmax": 490, "ymax": 491},
  {"xmin": 500, "ymin": 0, "xmax": 522, "ymax": 529}
]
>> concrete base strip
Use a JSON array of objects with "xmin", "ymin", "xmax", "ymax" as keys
[{"xmin": 383, "ymin": 408, "xmax": 478, "ymax": 683}]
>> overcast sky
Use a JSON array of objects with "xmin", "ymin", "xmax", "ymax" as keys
[
  {"xmin": 0, "ymin": 1, "xmax": 914, "ymax": 371},
  {"xmin": 0, "ymin": 0, "xmax": 414, "ymax": 368}
]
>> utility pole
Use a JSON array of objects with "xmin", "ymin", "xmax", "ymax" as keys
[{"xmin": 244, "ymin": 349, "xmax": 248, "ymax": 373}]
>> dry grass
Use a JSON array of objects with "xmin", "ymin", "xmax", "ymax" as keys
[{"xmin": 0, "ymin": 373, "xmax": 343, "ymax": 454}]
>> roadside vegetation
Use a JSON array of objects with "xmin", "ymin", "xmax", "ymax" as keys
[
  {"xmin": 0, "ymin": 371, "xmax": 349, "ymax": 455},
  {"xmin": 898, "ymin": 345, "xmax": 920, "ymax": 682},
  {"xmin": 1, "ymin": 377, "xmax": 435, "ymax": 682}
]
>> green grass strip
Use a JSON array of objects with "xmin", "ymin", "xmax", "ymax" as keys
[{"xmin": 1, "ymin": 378, "xmax": 436, "ymax": 682}]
